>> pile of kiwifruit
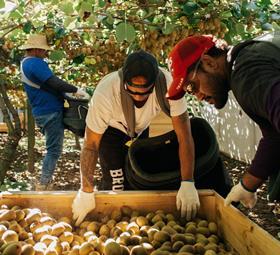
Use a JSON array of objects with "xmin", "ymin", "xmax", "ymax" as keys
[{"xmin": 0, "ymin": 204, "xmax": 239, "ymax": 255}]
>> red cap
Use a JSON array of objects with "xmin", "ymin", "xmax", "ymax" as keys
[{"xmin": 166, "ymin": 35, "xmax": 215, "ymax": 100}]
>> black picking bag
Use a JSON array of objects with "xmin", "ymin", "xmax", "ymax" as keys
[
  {"xmin": 125, "ymin": 117, "xmax": 232, "ymax": 197},
  {"xmin": 63, "ymin": 96, "xmax": 89, "ymax": 137}
]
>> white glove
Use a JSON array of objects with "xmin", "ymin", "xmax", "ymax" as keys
[
  {"xmin": 72, "ymin": 189, "xmax": 95, "ymax": 226},
  {"xmin": 225, "ymin": 182, "xmax": 257, "ymax": 208},
  {"xmin": 176, "ymin": 181, "xmax": 200, "ymax": 221},
  {"xmin": 75, "ymin": 88, "xmax": 90, "ymax": 99}
]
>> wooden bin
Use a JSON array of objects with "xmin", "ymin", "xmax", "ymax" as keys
[{"xmin": 0, "ymin": 190, "xmax": 279, "ymax": 255}]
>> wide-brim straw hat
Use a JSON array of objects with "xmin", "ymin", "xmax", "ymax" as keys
[{"xmin": 19, "ymin": 34, "xmax": 52, "ymax": 51}]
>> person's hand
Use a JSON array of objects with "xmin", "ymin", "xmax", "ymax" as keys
[
  {"xmin": 75, "ymin": 88, "xmax": 90, "ymax": 99},
  {"xmin": 176, "ymin": 181, "xmax": 200, "ymax": 221},
  {"xmin": 225, "ymin": 182, "xmax": 257, "ymax": 208},
  {"xmin": 72, "ymin": 189, "xmax": 95, "ymax": 226}
]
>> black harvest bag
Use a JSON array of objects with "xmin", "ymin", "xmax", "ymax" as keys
[{"xmin": 63, "ymin": 95, "xmax": 89, "ymax": 137}]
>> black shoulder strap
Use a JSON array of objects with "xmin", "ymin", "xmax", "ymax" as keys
[
  {"xmin": 254, "ymin": 31, "xmax": 280, "ymax": 49},
  {"xmin": 155, "ymin": 69, "xmax": 170, "ymax": 117},
  {"xmin": 229, "ymin": 31, "xmax": 280, "ymax": 69},
  {"xmin": 118, "ymin": 69, "xmax": 136, "ymax": 138},
  {"xmin": 228, "ymin": 40, "xmax": 255, "ymax": 69}
]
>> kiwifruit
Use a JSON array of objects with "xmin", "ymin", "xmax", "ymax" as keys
[
  {"xmin": 40, "ymin": 234, "xmax": 58, "ymax": 246},
  {"xmin": 87, "ymin": 221, "xmax": 101, "ymax": 233},
  {"xmin": 153, "ymin": 231, "xmax": 170, "ymax": 243},
  {"xmin": 197, "ymin": 227, "xmax": 210, "ymax": 237},
  {"xmin": 136, "ymin": 216, "xmax": 149, "ymax": 227},
  {"xmin": 204, "ymin": 243, "xmax": 218, "ymax": 252},
  {"xmin": 21, "ymin": 244, "xmax": 35, "ymax": 255},
  {"xmin": 150, "ymin": 250, "xmax": 169, "ymax": 255},
  {"xmin": 0, "ymin": 210, "xmax": 16, "ymax": 222},
  {"xmin": 15, "ymin": 210, "xmax": 25, "ymax": 222},
  {"xmin": 208, "ymin": 222, "xmax": 218, "ymax": 234},
  {"xmin": 79, "ymin": 242, "xmax": 94, "ymax": 255},
  {"xmin": 59, "ymin": 231, "xmax": 74, "ymax": 243},
  {"xmin": 145, "ymin": 212, "xmax": 155, "ymax": 222},
  {"xmin": 104, "ymin": 240, "xmax": 122, "ymax": 255},
  {"xmin": 128, "ymin": 235, "xmax": 141, "ymax": 245},
  {"xmin": 2, "ymin": 229, "xmax": 19, "ymax": 242},
  {"xmin": 194, "ymin": 242, "xmax": 205, "ymax": 254},
  {"xmin": 185, "ymin": 224, "xmax": 197, "ymax": 234},
  {"xmin": 204, "ymin": 250, "xmax": 217, "ymax": 255},
  {"xmin": 25, "ymin": 209, "xmax": 41, "ymax": 225},
  {"xmin": 2, "ymin": 242, "xmax": 22, "ymax": 255},
  {"xmin": 51, "ymin": 222, "xmax": 66, "ymax": 236},
  {"xmin": 99, "ymin": 224, "xmax": 110, "ymax": 236},
  {"xmin": 120, "ymin": 206, "xmax": 132, "ymax": 217},
  {"xmin": 130, "ymin": 245, "xmax": 148, "ymax": 255},
  {"xmin": 171, "ymin": 233, "xmax": 187, "ymax": 243},
  {"xmin": 172, "ymin": 240, "xmax": 185, "ymax": 252},
  {"xmin": 179, "ymin": 244, "xmax": 195, "ymax": 253}
]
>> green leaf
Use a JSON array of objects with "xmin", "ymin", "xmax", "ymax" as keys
[
  {"xmin": 49, "ymin": 50, "xmax": 65, "ymax": 61},
  {"xmin": 79, "ymin": 1, "xmax": 92, "ymax": 13},
  {"xmin": 272, "ymin": 21, "xmax": 280, "ymax": 30},
  {"xmin": 220, "ymin": 10, "xmax": 232, "ymax": 19},
  {"xmin": 23, "ymin": 21, "xmax": 32, "ymax": 34},
  {"xmin": 240, "ymin": 2, "xmax": 250, "ymax": 17},
  {"xmin": 101, "ymin": 16, "xmax": 113, "ymax": 29},
  {"xmin": 235, "ymin": 23, "xmax": 246, "ymax": 35},
  {"xmin": 162, "ymin": 22, "xmax": 175, "ymax": 35},
  {"xmin": 54, "ymin": 27, "xmax": 66, "ymax": 38},
  {"xmin": 261, "ymin": 23, "xmax": 273, "ymax": 30},
  {"xmin": 259, "ymin": 0, "xmax": 272, "ymax": 7},
  {"xmin": 59, "ymin": 1, "xmax": 74, "ymax": 15},
  {"xmin": 98, "ymin": 0, "xmax": 106, "ymax": 8},
  {"xmin": 86, "ymin": 15, "xmax": 97, "ymax": 25},
  {"xmin": 64, "ymin": 16, "xmax": 76, "ymax": 28},
  {"xmin": 0, "ymin": 0, "xmax": 5, "ymax": 9},
  {"xmin": 106, "ymin": 14, "xmax": 114, "ymax": 25},
  {"xmin": 231, "ymin": 3, "xmax": 242, "ymax": 19},
  {"xmin": 197, "ymin": 0, "xmax": 210, "ymax": 4},
  {"xmin": 32, "ymin": 20, "xmax": 45, "ymax": 28},
  {"xmin": 73, "ymin": 54, "xmax": 85, "ymax": 64},
  {"xmin": 115, "ymin": 22, "xmax": 136, "ymax": 43},
  {"xmin": 9, "ymin": 6, "xmax": 24, "ymax": 19},
  {"xmin": 246, "ymin": 2, "xmax": 258, "ymax": 11},
  {"xmin": 271, "ymin": 13, "xmax": 280, "ymax": 20},
  {"xmin": 183, "ymin": 2, "xmax": 198, "ymax": 15}
]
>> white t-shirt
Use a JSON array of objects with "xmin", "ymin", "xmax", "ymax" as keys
[{"xmin": 86, "ymin": 68, "xmax": 187, "ymax": 136}]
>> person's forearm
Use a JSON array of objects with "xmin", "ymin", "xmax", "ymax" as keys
[
  {"xmin": 178, "ymin": 136, "xmax": 195, "ymax": 180},
  {"xmin": 80, "ymin": 147, "xmax": 98, "ymax": 193},
  {"xmin": 241, "ymin": 172, "xmax": 264, "ymax": 192},
  {"xmin": 43, "ymin": 75, "xmax": 78, "ymax": 93},
  {"xmin": 172, "ymin": 112, "xmax": 195, "ymax": 181}
]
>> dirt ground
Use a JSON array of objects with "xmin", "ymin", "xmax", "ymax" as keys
[{"xmin": 1, "ymin": 130, "xmax": 280, "ymax": 240}]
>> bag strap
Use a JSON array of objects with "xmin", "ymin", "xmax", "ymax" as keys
[
  {"xmin": 253, "ymin": 31, "xmax": 280, "ymax": 49},
  {"xmin": 229, "ymin": 31, "xmax": 280, "ymax": 70},
  {"xmin": 119, "ymin": 68, "xmax": 171, "ymax": 139},
  {"xmin": 119, "ymin": 69, "xmax": 136, "ymax": 138},
  {"xmin": 155, "ymin": 69, "xmax": 170, "ymax": 117},
  {"xmin": 20, "ymin": 57, "xmax": 41, "ymax": 89}
]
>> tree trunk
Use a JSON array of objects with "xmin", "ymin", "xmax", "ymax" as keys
[
  {"xmin": 27, "ymin": 102, "xmax": 35, "ymax": 173},
  {"xmin": 0, "ymin": 82, "xmax": 22, "ymax": 184}
]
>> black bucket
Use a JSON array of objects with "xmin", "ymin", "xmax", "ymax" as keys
[{"xmin": 125, "ymin": 117, "xmax": 232, "ymax": 197}]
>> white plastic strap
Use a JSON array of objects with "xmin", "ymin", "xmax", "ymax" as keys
[{"xmin": 20, "ymin": 57, "xmax": 41, "ymax": 89}]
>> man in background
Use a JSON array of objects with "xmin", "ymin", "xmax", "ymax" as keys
[{"xmin": 20, "ymin": 34, "xmax": 89, "ymax": 190}]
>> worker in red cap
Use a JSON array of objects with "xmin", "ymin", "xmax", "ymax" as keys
[{"xmin": 167, "ymin": 32, "xmax": 280, "ymax": 209}]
